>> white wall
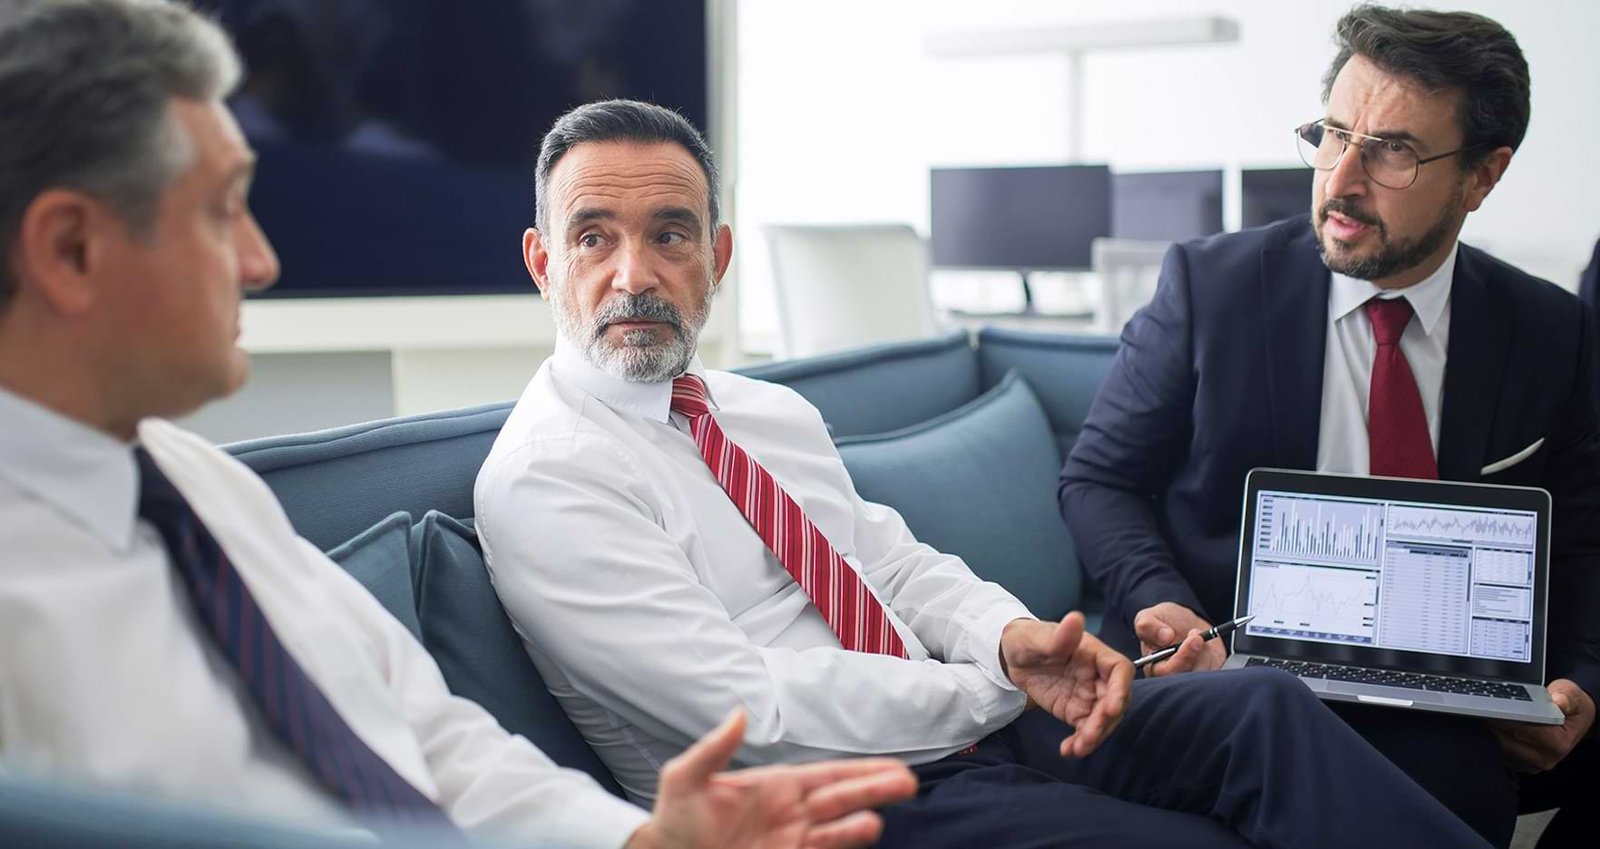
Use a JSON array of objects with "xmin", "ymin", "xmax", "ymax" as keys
[{"xmin": 735, "ymin": 0, "xmax": 1600, "ymax": 346}]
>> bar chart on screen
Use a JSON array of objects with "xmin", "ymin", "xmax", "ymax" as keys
[{"xmin": 1255, "ymin": 492, "xmax": 1384, "ymax": 567}]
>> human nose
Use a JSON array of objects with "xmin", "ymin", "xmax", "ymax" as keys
[
  {"xmin": 1322, "ymin": 137, "xmax": 1370, "ymax": 199},
  {"xmin": 237, "ymin": 212, "xmax": 280, "ymax": 293},
  {"xmin": 610, "ymin": 237, "xmax": 659, "ymax": 296}
]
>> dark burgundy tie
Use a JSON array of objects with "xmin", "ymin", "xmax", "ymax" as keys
[{"xmin": 1365, "ymin": 297, "xmax": 1438, "ymax": 479}]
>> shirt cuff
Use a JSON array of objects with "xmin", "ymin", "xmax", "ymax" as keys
[
  {"xmin": 549, "ymin": 792, "xmax": 651, "ymax": 849},
  {"xmin": 962, "ymin": 600, "xmax": 1036, "ymax": 694}
]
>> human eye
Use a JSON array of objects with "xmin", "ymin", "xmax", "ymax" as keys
[{"xmin": 577, "ymin": 231, "xmax": 607, "ymax": 249}]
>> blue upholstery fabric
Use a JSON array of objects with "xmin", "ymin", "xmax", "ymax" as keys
[
  {"xmin": 0, "ymin": 773, "xmax": 458, "ymax": 849},
  {"xmin": 409, "ymin": 511, "xmax": 627, "ymax": 798},
  {"xmin": 835, "ymin": 372, "xmax": 1082, "ymax": 621},
  {"xmin": 229, "ymin": 402, "xmax": 513, "ymax": 551},
  {"xmin": 738, "ymin": 331, "xmax": 979, "ymax": 438},
  {"xmin": 974, "ymin": 327, "xmax": 1119, "ymax": 459},
  {"xmin": 325, "ymin": 511, "xmax": 421, "ymax": 639}
]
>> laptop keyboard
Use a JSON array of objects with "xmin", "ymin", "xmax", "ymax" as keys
[{"xmin": 1246, "ymin": 657, "xmax": 1532, "ymax": 701}]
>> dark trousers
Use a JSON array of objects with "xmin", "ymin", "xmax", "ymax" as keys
[
  {"xmin": 876, "ymin": 667, "xmax": 1489, "ymax": 849},
  {"xmin": 1328, "ymin": 701, "xmax": 1518, "ymax": 847},
  {"xmin": 1519, "ymin": 735, "xmax": 1598, "ymax": 849}
]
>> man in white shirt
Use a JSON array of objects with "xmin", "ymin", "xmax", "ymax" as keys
[
  {"xmin": 0, "ymin": 2, "xmax": 916, "ymax": 847},
  {"xmin": 476, "ymin": 97, "xmax": 1495, "ymax": 848},
  {"xmin": 1059, "ymin": 7, "xmax": 1600, "ymax": 847}
]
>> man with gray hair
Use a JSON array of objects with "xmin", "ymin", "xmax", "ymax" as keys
[
  {"xmin": 477, "ymin": 97, "xmax": 1497, "ymax": 848},
  {"xmin": 0, "ymin": 2, "xmax": 916, "ymax": 847}
]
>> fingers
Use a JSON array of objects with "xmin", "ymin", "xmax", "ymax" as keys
[
  {"xmin": 801, "ymin": 764, "xmax": 918, "ymax": 823},
  {"xmin": 1048, "ymin": 612, "xmax": 1086, "ymax": 659},
  {"xmin": 803, "ymin": 811, "xmax": 885, "ymax": 849},
  {"xmin": 661, "ymin": 709, "xmax": 745, "ymax": 793},
  {"xmin": 1148, "ymin": 631, "xmax": 1205, "ymax": 677},
  {"xmin": 1059, "ymin": 639, "xmax": 1135, "ymax": 759},
  {"xmin": 723, "ymin": 757, "xmax": 911, "ymax": 793},
  {"xmin": 1133, "ymin": 607, "xmax": 1176, "ymax": 647}
]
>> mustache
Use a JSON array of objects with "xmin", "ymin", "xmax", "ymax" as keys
[
  {"xmin": 1319, "ymin": 198, "xmax": 1383, "ymax": 231},
  {"xmin": 591, "ymin": 293, "xmax": 684, "ymax": 338}
]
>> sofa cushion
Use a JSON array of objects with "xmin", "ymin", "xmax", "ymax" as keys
[
  {"xmin": 735, "ymin": 330, "xmax": 978, "ymax": 438},
  {"xmin": 325, "ymin": 510, "xmax": 421, "ymax": 639},
  {"xmin": 974, "ymin": 327, "xmax": 1119, "ymax": 459},
  {"xmin": 410, "ymin": 511, "xmax": 625, "ymax": 798},
  {"xmin": 834, "ymin": 371, "xmax": 1081, "ymax": 620},
  {"xmin": 0, "ymin": 772, "xmax": 428, "ymax": 849},
  {"xmin": 228, "ymin": 402, "xmax": 513, "ymax": 550}
]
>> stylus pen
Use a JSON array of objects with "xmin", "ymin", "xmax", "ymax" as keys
[{"xmin": 1133, "ymin": 615, "xmax": 1255, "ymax": 669}]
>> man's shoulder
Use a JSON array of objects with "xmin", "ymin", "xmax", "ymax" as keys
[
  {"xmin": 1460, "ymin": 243, "xmax": 1578, "ymax": 315},
  {"xmin": 1174, "ymin": 216, "xmax": 1316, "ymax": 274},
  {"xmin": 478, "ymin": 368, "xmax": 647, "ymax": 489}
]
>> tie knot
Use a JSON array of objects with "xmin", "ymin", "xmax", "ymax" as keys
[
  {"xmin": 1365, "ymin": 296, "xmax": 1414, "ymax": 346},
  {"xmin": 671, "ymin": 374, "xmax": 712, "ymax": 419},
  {"xmin": 134, "ymin": 447, "xmax": 183, "ymax": 518}
]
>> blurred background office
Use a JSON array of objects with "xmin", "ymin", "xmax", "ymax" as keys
[{"xmin": 187, "ymin": 0, "xmax": 1600, "ymax": 443}]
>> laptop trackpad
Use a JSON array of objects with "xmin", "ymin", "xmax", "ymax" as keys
[{"xmin": 1325, "ymin": 681, "xmax": 1447, "ymax": 704}]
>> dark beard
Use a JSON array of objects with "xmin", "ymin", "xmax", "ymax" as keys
[{"xmin": 1315, "ymin": 194, "xmax": 1461, "ymax": 282}]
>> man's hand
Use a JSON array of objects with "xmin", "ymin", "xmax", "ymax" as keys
[
  {"xmin": 1491, "ymin": 679, "xmax": 1597, "ymax": 773},
  {"xmin": 629, "ymin": 710, "xmax": 918, "ymax": 849},
  {"xmin": 1134, "ymin": 602, "xmax": 1226, "ymax": 677},
  {"xmin": 999, "ymin": 612, "xmax": 1134, "ymax": 758}
]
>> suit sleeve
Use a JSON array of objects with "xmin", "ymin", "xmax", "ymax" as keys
[
  {"xmin": 1058, "ymin": 243, "xmax": 1208, "ymax": 625},
  {"xmin": 1545, "ymin": 306, "xmax": 1600, "ymax": 703}
]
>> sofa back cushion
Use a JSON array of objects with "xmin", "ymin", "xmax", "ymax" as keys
[
  {"xmin": 325, "ymin": 511, "xmax": 422, "ymax": 638},
  {"xmin": 228, "ymin": 403, "xmax": 513, "ymax": 551},
  {"xmin": 736, "ymin": 331, "xmax": 978, "ymax": 438},
  {"xmin": 0, "ymin": 773, "xmax": 431, "ymax": 849},
  {"xmin": 834, "ymin": 371, "xmax": 1080, "ymax": 620},
  {"xmin": 410, "ymin": 511, "xmax": 625, "ymax": 797},
  {"xmin": 974, "ymin": 327, "xmax": 1119, "ymax": 459}
]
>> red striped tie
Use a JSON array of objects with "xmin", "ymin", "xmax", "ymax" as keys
[{"xmin": 671, "ymin": 374, "xmax": 908, "ymax": 658}]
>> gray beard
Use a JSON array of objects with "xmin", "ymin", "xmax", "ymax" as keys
[{"xmin": 552, "ymin": 288, "xmax": 709, "ymax": 383}]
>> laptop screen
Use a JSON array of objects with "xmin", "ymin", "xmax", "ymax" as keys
[{"xmin": 1232, "ymin": 470, "xmax": 1550, "ymax": 683}]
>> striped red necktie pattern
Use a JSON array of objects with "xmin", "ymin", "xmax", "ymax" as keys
[{"xmin": 670, "ymin": 375, "xmax": 909, "ymax": 658}]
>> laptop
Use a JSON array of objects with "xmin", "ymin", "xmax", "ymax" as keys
[{"xmin": 1222, "ymin": 468, "xmax": 1564, "ymax": 724}]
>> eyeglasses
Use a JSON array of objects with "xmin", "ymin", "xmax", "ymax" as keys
[{"xmin": 1294, "ymin": 119, "xmax": 1474, "ymax": 190}]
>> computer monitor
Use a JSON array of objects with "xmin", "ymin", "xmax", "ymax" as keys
[
  {"xmin": 1111, "ymin": 169, "xmax": 1224, "ymax": 242},
  {"xmin": 190, "ymin": 0, "xmax": 710, "ymax": 298},
  {"xmin": 1241, "ymin": 167, "xmax": 1314, "ymax": 229},
  {"xmin": 930, "ymin": 165, "xmax": 1113, "ymax": 273}
]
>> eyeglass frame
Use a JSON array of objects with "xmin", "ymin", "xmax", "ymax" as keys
[{"xmin": 1293, "ymin": 119, "xmax": 1483, "ymax": 190}]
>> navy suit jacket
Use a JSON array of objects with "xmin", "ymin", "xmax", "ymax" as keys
[{"xmin": 1060, "ymin": 216, "xmax": 1600, "ymax": 701}]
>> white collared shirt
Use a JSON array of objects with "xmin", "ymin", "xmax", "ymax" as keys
[
  {"xmin": 475, "ymin": 341, "xmax": 1032, "ymax": 803},
  {"xmin": 0, "ymin": 387, "xmax": 648, "ymax": 847},
  {"xmin": 1316, "ymin": 243, "xmax": 1457, "ymax": 474}
]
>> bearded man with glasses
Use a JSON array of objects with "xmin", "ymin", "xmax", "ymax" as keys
[{"xmin": 1061, "ymin": 6, "xmax": 1600, "ymax": 847}]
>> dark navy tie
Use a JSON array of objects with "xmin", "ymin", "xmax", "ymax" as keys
[{"xmin": 134, "ymin": 448, "xmax": 458, "ymax": 833}]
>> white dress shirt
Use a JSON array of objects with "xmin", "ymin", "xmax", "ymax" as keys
[
  {"xmin": 475, "ymin": 341, "xmax": 1032, "ymax": 803},
  {"xmin": 0, "ymin": 387, "xmax": 649, "ymax": 848},
  {"xmin": 1316, "ymin": 242, "xmax": 1457, "ymax": 474}
]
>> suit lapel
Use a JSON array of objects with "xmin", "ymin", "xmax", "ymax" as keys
[
  {"xmin": 1260, "ymin": 223, "xmax": 1331, "ymax": 469},
  {"xmin": 1437, "ymin": 246, "xmax": 1509, "ymax": 481}
]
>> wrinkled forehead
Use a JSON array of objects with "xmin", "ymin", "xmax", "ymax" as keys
[
  {"xmin": 547, "ymin": 141, "xmax": 710, "ymax": 227},
  {"xmin": 1326, "ymin": 54, "xmax": 1463, "ymax": 149}
]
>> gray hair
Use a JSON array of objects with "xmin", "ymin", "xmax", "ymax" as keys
[
  {"xmin": 0, "ymin": 0, "xmax": 241, "ymax": 308},
  {"xmin": 534, "ymin": 98, "xmax": 720, "ymax": 235}
]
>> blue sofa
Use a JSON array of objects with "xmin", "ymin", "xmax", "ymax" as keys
[{"xmin": 1, "ymin": 326, "xmax": 1121, "ymax": 845}]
